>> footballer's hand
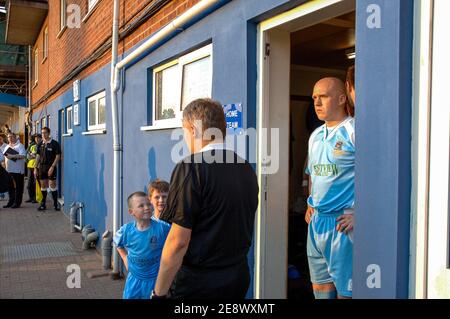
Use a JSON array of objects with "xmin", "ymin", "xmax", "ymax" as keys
[
  {"xmin": 336, "ymin": 214, "xmax": 354, "ymax": 234},
  {"xmin": 305, "ymin": 206, "xmax": 315, "ymax": 224}
]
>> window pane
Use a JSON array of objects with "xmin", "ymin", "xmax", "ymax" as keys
[
  {"xmin": 44, "ymin": 28, "xmax": 48, "ymax": 58},
  {"xmin": 34, "ymin": 50, "xmax": 38, "ymax": 83},
  {"xmin": 98, "ymin": 97, "xmax": 106, "ymax": 125},
  {"xmin": 61, "ymin": 110, "xmax": 65, "ymax": 134},
  {"xmin": 67, "ymin": 110, "xmax": 72, "ymax": 130},
  {"xmin": 89, "ymin": 100, "xmax": 97, "ymax": 126},
  {"xmin": 155, "ymin": 64, "xmax": 179, "ymax": 120},
  {"xmin": 181, "ymin": 56, "xmax": 211, "ymax": 109},
  {"xmin": 88, "ymin": 0, "xmax": 98, "ymax": 11}
]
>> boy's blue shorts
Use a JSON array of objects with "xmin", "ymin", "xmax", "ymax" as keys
[
  {"xmin": 123, "ymin": 273, "xmax": 156, "ymax": 299},
  {"xmin": 307, "ymin": 210, "xmax": 353, "ymax": 298}
]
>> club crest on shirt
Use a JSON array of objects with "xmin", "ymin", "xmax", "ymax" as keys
[
  {"xmin": 150, "ymin": 236, "xmax": 158, "ymax": 248},
  {"xmin": 333, "ymin": 140, "xmax": 345, "ymax": 156}
]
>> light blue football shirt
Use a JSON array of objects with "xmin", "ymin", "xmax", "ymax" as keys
[
  {"xmin": 305, "ymin": 117, "xmax": 355, "ymax": 214},
  {"xmin": 113, "ymin": 216, "xmax": 171, "ymax": 280}
]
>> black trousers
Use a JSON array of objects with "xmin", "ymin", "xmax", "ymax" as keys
[
  {"xmin": 8, "ymin": 173, "xmax": 24, "ymax": 207},
  {"xmin": 27, "ymin": 168, "xmax": 36, "ymax": 201},
  {"xmin": 170, "ymin": 261, "xmax": 250, "ymax": 299}
]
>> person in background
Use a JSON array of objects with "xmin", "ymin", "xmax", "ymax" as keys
[
  {"xmin": 35, "ymin": 127, "xmax": 61, "ymax": 211},
  {"xmin": 0, "ymin": 134, "xmax": 8, "ymax": 201},
  {"xmin": 25, "ymin": 134, "xmax": 41, "ymax": 203},
  {"xmin": 345, "ymin": 65, "xmax": 355, "ymax": 117},
  {"xmin": 3, "ymin": 132, "xmax": 26, "ymax": 208}
]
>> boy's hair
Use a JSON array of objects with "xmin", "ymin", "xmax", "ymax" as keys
[
  {"xmin": 42, "ymin": 127, "xmax": 50, "ymax": 134},
  {"xmin": 127, "ymin": 191, "xmax": 147, "ymax": 208},
  {"xmin": 147, "ymin": 179, "xmax": 169, "ymax": 196},
  {"xmin": 182, "ymin": 98, "xmax": 226, "ymax": 140}
]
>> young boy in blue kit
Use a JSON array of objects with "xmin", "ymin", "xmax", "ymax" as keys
[{"xmin": 114, "ymin": 191, "xmax": 170, "ymax": 299}]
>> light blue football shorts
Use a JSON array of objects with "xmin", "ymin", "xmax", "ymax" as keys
[
  {"xmin": 307, "ymin": 210, "xmax": 353, "ymax": 298},
  {"xmin": 123, "ymin": 272, "xmax": 156, "ymax": 299}
]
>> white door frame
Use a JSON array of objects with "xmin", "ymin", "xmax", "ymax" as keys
[
  {"xmin": 255, "ymin": 0, "xmax": 356, "ymax": 299},
  {"xmin": 410, "ymin": 0, "xmax": 434, "ymax": 299},
  {"xmin": 425, "ymin": 0, "xmax": 450, "ymax": 299}
]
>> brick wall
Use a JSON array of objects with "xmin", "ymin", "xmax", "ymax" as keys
[{"xmin": 32, "ymin": 0, "xmax": 200, "ymax": 112}]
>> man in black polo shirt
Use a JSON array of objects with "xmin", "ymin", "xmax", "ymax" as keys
[
  {"xmin": 34, "ymin": 127, "xmax": 61, "ymax": 211},
  {"xmin": 153, "ymin": 98, "xmax": 259, "ymax": 299}
]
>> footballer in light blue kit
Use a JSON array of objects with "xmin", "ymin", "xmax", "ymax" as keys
[
  {"xmin": 305, "ymin": 77, "xmax": 355, "ymax": 299},
  {"xmin": 114, "ymin": 191, "xmax": 170, "ymax": 299}
]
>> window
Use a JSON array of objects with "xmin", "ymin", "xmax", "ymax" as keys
[
  {"xmin": 87, "ymin": 91, "xmax": 106, "ymax": 131},
  {"xmin": 60, "ymin": 109, "xmax": 65, "ymax": 134},
  {"xmin": 35, "ymin": 121, "xmax": 39, "ymax": 134},
  {"xmin": 60, "ymin": 0, "xmax": 66, "ymax": 30},
  {"xmin": 66, "ymin": 106, "xmax": 73, "ymax": 134},
  {"xmin": 88, "ymin": 0, "xmax": 99, "ymax": 11},
  {"xmin": 43, "ymin": 27, "xmax": 48, "ymax": 60},
  {"xmin": 151, "ymin": 44, "xmax": 212, "ymax": 127},
  {"xmin": 34, "ymin": 49, "xmax": 38, "ymax": 85},
  {"xmin": 41, "ymin": 117, "xmax": 47, "ymax": 129},
  {"xmin": 47, "ymin": 115, "xmax": 50, "ymax": 129}
]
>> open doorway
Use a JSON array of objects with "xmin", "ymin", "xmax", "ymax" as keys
[
  {"xmin": 255, "ymin": 0, "xmax": 356, "ymax": 299},
  {"xmin": 288, "ymin": 11, "xmax": 355, "ymax": 299}
]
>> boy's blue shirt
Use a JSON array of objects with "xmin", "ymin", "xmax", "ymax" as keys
[{"xmin": 113, "ymin": 216, "xmax": 171, "ymax": 280}]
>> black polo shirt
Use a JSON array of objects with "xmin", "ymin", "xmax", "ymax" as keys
[
  {"xmin": 37, "ymin": 139, "xmax": 61, "ymax": 166},
  {"xmin": 160, "ymin": 149, "xmax": 259, "ymax": 270}
]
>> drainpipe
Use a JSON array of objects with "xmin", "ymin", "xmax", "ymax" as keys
[
  {"xmin": 28, "ymin": 45, "xmax": 32, "ymax": 128},
  {"xmin": 110, "ymin": 0, "xmax": 121, "ymax": 277},
  {"xmin": 110, "ymin": 0, "xmax": 224, "ymax": 275}
]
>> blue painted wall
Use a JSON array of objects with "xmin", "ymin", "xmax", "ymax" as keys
[{"xmin": 354, "ymin": 0, "xmax": 413, "ymax": 298}]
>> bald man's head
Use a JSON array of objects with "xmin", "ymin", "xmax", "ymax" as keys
[
  {"xmin": 314, "ymin": 77, "xmax": 346, "ymax": 96},
  {"xmin": 312, "ymin": 77, "xmax": 348, "ymax": 123}
]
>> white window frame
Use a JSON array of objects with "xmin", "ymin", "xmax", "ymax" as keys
[
  {"xmin": 60, "ymin": 0, "xmax": 66, "ymax": 30},
  {"xmin": 88, "ymin": 0, "xmax": 99, "ymax": 11},
  {"xmin": 34, "ymin": 49, "xmax": 38, "ymax": 85},
  {"xmin": 87, "ymin": 91, "xmax": 106, "ymax": 131},
  {"xmin": 43, "ymin": 27, "xmax": 48, "ymax": 61},
  {"xmin": 146, "ymin": 44, "xmax": 213, "ymax": 130},
  {"xmin": 35, "ymin": 120, "xmax": 39, "ymax": 134},
  {"xmin": 66, "ymin": 106, "xmax": 73, "ymax": 134}
]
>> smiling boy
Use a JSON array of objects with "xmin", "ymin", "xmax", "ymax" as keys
[{"xmin": 147, "ymin": 179, "xmax": 169, "ymax": 220}]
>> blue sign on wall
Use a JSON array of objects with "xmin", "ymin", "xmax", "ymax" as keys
[{"xmin": 223, "ymin": 103, "xmax": 243, "ymax": 135}]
